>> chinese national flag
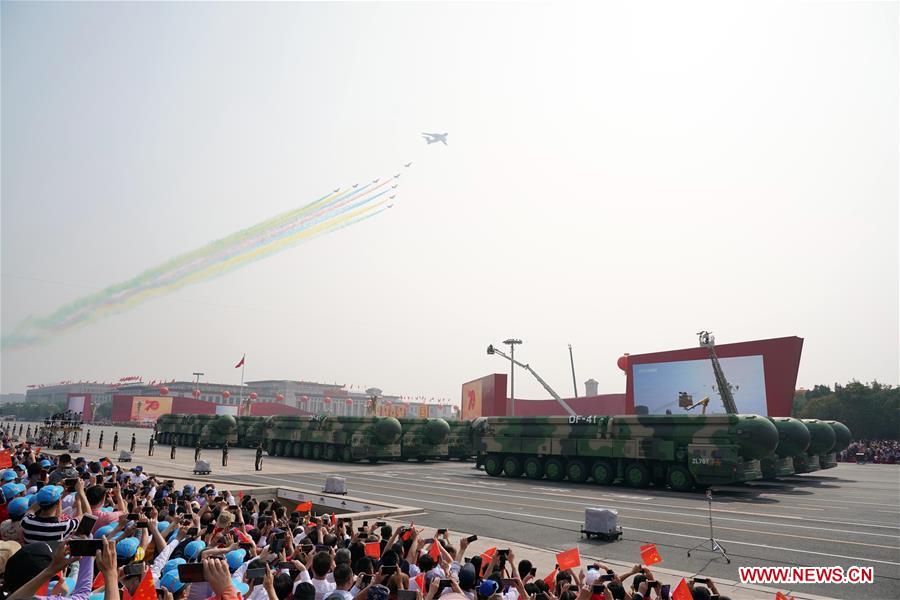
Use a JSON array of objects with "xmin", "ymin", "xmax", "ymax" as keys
[
  {"xmin": 235, "ymin": 355, "xmax": 245, "ymax": 369},
  {"xmin": 555, "ymin": 548, "xmax": 580, "ymax": 571},
  {"xmin": 428, "ymin": 540, "xmax": 441, "ymax": 561},
  {"xmin": 92, "ymin": 572, "xmax": 105, "ymax": 590},
  {"xmin": 479, "ymin": 547, "xmax": 497, "ymax": 576},
  {"xmin": 364, "ymin": 542, "xmax": 381, "ymax": 559},
  {"xmin": 639, "ymin": 543, "xmax": 662, "ymax": 566},
  {"xmin": 331, "ymin": 513, "xmax": 337, "ymax": 526},
  {"xmin": 776, "ymin": 593, "xmax": 795, "ymax": 600},
  {"xmin": 0, "ymin": 450, "xmax": 11, "ymax": 469},
  {"xmin": 130, "ymin": 570, "xmax": 156, "ymax": 600},
  {"xmin": 671, "ymin": 578, "xmax": 692, "ymax": 600},
  {"xmin": 401, "ymin": 521, "xmax": 415, "ymax": 541},
  {"xmin": 413, "ymin": 573, "xmax": 425, "ymax": 592},
  {"xmin": 38, "ymin": 572, "xmax": 64, "ymax": 596},
  {"xmin": 295, "ymin": 501, "xmax": 312, "ymax": 512},
  {"xmin": 542, "ymin": 569, "xmax": 558, "ymax": 589}
]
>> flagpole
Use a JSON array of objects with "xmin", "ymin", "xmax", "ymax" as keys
[{"xmin": 239, "ymin": 356, "xmax": 245, "ymax": 415}]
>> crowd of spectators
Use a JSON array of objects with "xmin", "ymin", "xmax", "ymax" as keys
[
  {"xmin": 839, "ymin": 440, "xmax": 900, "ymax": 464},
  {"xmin": 0, "ymin": 438, "xmax": 730, "ymax": 600}
]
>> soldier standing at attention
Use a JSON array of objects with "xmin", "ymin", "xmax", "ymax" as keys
[
  {"xmin": 222, "ymin": 441, "xmax": 229, "ymax": 467},
  {"xmin": 194, "ymin": 440, "xmax": 202, "ymax": 462},
  {"xmin": 148, "ymin": 434, "xmax": 155, "ymax": 456},
  {"xmin": 85, "ymin": 429, "xmax": 91, "ymax": 447},
  {"xmin": 130, "ymin": 433, "xmax": 136, "ymax": 453},
  {"xmin": 170, "ymin": 439, "xmax": 177, "ymax": 459},
  {"xmin": 98, "ymin": 430, "xmax": 104, "ymax": 449},
  {"xmin": 112, "ymin": 431, "xmax": 119, "ymax": 451},
  {"xmin": 255, "ymin": 443, "xmax": 264, "ymax": 471}
]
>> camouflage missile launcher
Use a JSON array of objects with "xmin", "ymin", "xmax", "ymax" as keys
[
  {"xmin": 819, "ymin": 420, "xmax": 852, "ymax": 469},
  {"xmin": 265, "ymin": 415, "xmax": 402, "ymax": 463},
  {"xmin": 761, "ymin": 417, "xmax": 811, "ymax": 479},
  {"xmin": 155, "ymin": 414, "xmax": 238, "ymax": 448},
  {"xmin": 794, "ymin": 419, "xmax": 837, "ymax": 473},
  {"xmin": 397, "ymin": 418, "xmax": 451, "ymax": 461},
  {"xmin": 445, "ymin": 420, "xmax": 476, "ymax": 460},
  {"xmin": 474, "ymin": 414, "xmax": 778, "ymax": 491},
  {"xmin": 236, "ymin": 416, "xmax": 270, "ymax": 447}
]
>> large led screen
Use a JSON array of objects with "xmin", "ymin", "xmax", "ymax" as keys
[{"xmin": 633, "ymin": 355, "xmax": 768, "ymax": 415}]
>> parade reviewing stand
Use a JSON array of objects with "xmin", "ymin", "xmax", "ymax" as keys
[{"xmin": 0, "ymin": 427, "xmax": 744, "ymax": 600}]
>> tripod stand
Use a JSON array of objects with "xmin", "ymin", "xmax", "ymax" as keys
[{"xmin": 687, "ymin": 489, "xmax": 730, "ymax": 563}]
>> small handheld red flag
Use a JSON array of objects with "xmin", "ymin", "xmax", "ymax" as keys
[
  {"xmin": 428, "ymin": 540, "xmax": 441, "ymax": 561},
  {"xmin": 639, "ymin": 543, "xmax": 662, "ymax": 566},
  {"xmin": 295, "ymin": 501, "xmax": 312, "ymax": 512},
  {"xmin": 542, "ymin": 569, "xmax": 558, "ymax": 589},
  {"xmin": 364, "ymin": 542, "xmax": 381, "ymax": 558},
  {"xmin": 331, "ymin": 513, "xmax": 337, "ymax": 526},
  {"xmin": 0, "ymin": 450, "xmax": 12, "ymax": 469},
  {"xmin": 414, "ymin": 573, "xmax": 425, "ymax": 592},
  {"xmin": 775, "ymin": 593, "xmax": 795, "ymax": 600},
  {"xmin": 130, "ymin": 570, "xmax": 156, "ymax": 600},
  {"xmin": 555, "ymin": 548, "xmax": 580, "ymax": 571},
  {"xmin": 92, "ymin": 571, "xmax": 105, "ymax": 590},
  {"xmin": 671, "ymin": 578, "xmax": 692, "ymax": 600}
]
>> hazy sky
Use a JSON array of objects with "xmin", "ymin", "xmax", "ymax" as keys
[{"xmin": 2, "ymin": 1, "xmax": 897, "ymax": 400}]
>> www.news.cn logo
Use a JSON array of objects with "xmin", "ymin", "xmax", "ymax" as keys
[{"xmin": 739, "ymin": 566, "xmax": 874, "ymax": 585}]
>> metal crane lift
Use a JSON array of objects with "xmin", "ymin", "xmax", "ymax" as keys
[
  {"xmin": 487, "ymin": 344, "xmax": 577, "ymax": 417},
  {"xmin": 697, "ymin": 331, "xmax": 739, "ymax": 414},
  {"xmin": 678, "ymin": 392, "xmax": 711, "ymax": 414}
]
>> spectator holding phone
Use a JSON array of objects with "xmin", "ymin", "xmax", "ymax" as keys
[{"xmin": 22, "ymin": 479, "xmax": 89, "ymax": 544}]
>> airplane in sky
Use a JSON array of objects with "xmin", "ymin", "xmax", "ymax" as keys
[
  {"xmin": 332, "ymin": 188, "xmax": 340, "ymax": 193},
  {"xmin": 394, "ymin": 173, "xmax": 401, "ymax": 178},
  {"xmin": 391, "ymin": 185, "xmax": 398, "ymax": 189},
  {"xmin": 404, "ymin": 162, "xmax": 413, "ymax": 167},
  {"xmin": 389, "ymin": 195, "xmax": 395, "ymax": 200},
  {"xmin": 422, "ymin": 133, "xmax": 448, "ymax": 145},
  {"xmin": 372, "ymin": 179, "xmax": 379, "ymax": 184},
  {"xmin": 352, "ymin": 183, "xmax": 359, "ymax": 188}
]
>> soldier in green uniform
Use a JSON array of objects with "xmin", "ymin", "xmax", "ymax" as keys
[
  {"xmin": 85, "ymin": 429, "xmax": 91, "ymax": 447},
  {"xmin": 130, "ymin": 433, "xmax": 136, "ymax": 453},
  {"xmin": 148, "ymin": 434, "xmax": 155, "ymax": 456},
  {"xmin": 194, "ymin": 440, "xmax": 202, "ymax": 462},
  {"xmin": 98, "ymin": 430, "xmax": 104, "ymax": 449},
  {"xmin": 170, "ymin": 439, "xmax": 177, "ymax": 459},
  {"xmin": 112, "ymin": 431, "xmax": 119, "ymax": 451},
  {"xmin": 222, "ymin": 441, "xmax": 229, "ymax": 467},
  {"xmin": 255, "ymin": 443, "xmax": 264, "ymax": 471}
]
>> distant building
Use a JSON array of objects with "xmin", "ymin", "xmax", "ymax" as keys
[{"xmin": 0, "ymin": 393, "xmax": 26, "ymax": 405}]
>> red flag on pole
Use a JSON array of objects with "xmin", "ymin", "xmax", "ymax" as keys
[
  {"xmin": 130, "ymin": 569, "xmax": 156, "ymax": 600},
  {"xmin": 92, "ymin": 572, "xmax": 105, "ymax": 590},
  {"xmin": 295, "ymin": 501, "xmax": 312, "ymax": 512},
  {"xmin": 671, "ymin": 578, "xmax": 692, "ymax": 600},
  {"xmin": 639, "ymin": 543, "xmax": 662, "ymax": 565},
  {"xmin": 235, "ymin": 355, "xmax": 245, "ymax": 369},
  {"xmin": 555, "ymin": 548, "xmax": 581, "ymax": 571},
  {"xmin": 413, "ymin": 573, "xmax": 425, "ymax": 592}
]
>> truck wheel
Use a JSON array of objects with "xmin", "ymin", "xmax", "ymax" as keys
[
  {"xmin": 503, "ymin": 455, "xmax": 523, "ymax": 478},
  {"xmin": 312, "ymin": 444, "xmax": 324, "ymax": 460},
  {"xmin": 625, "ymin": 463, "xmax": 651, "ymax": 487},
  {"xmin": 416, "ymin": 456, "xmax": 428, "ymax": 463},
  {"xmin": 592, "ymin": 460, "xmax": 615, "ymax": 485},
  {"xmin": 545, "ymin": 458, "xmax": 566, "ymax": 481},
  {"xmin": 524, "ymin": 457, "xmax": 545, "ymax": 479},
  {"xmin": 483, "ymin": 454, "xmax": 504, "ymax": 477},
  {"xmin": 760, "ymin": 457, "xmax": 777, "ymax": 480},
  {"xmin": 302, "ymin": 443, "xmax": 312, "ymax": 459},
  {"xmin": 289, "ymin": 442, "xmax": 300, "ymax": 458},
  {"xmin": 566, "ymin": 459, "xmax": 589, "ymax": 483},
  {"xmin": 667, "ymin": 465, "xmax": 694, "ymax": 492},
  {"xmin": 342, "ymin": 447, "xmax": 354, "ymax": 462},
  {"xmin": 324, "ymin": 445, "xmax": 337, "ymax": 461}
]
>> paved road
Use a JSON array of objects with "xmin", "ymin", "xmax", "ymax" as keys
[
  {"xmin": 11, "ymin": 421, "xmax": 899, "ymax": 598},
  {"xmin": 212, "ymin": 460, "xmax": 899, "ymax": 600}
]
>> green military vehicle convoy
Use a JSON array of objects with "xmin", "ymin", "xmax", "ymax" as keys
[
  {"xmin": 473, "ymin": 413, "xmax": 779, "ymax": 491},
  {"xmin": 155, "ymin": 414, "xmax": 238, "ymax": 447},
  {"xmin": 397, "ymin": 418, "xmax": 451, "ymax": 461},
  {"xmin": 264, "ymin": 415, "xmax": 402, "ymax": 462},
  {"xmin": 153, "ymin": 411, "xmax": 850, "ymax": 489}
]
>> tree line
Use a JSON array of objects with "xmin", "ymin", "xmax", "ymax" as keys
[{"xmin": 792, "ymin": 380, "xmax": 899, "ymax": 440}]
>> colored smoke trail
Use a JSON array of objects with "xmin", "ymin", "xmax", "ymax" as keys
[{"xmin": 2, "ymin": 174, "xmax": 403, "ymax": 350}]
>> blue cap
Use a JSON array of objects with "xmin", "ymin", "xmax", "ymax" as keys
[
  {"xmin": 94, "ymin": 524, "xmax": 115, "ymax": 538},
  {"xmin": 184, "ymin": 540, "xmax": 206, "ymax": 560},
  {"xmin": 39, "ymin": 459, "xmax": 53, "ymax": 468},
  {"xmin": 478, "ymin": 580, "xmax": 499, "ymax": 597},
  {"xmin": 13, "ymin": 464, "xmax": 26, "ymax": 472},
  {"xmin": 90, "ymin": 593, "xmax": 105, "ymax": 600},
  {"xmin": 161, "ymin": 571, "xmax": 185, "ymax": 593},
  {"xmin": 162, "ymin": 558, "xmax": 186, "ymax": 575},
  {"xmin": 183, "ymin": 485, "xmax": 195, "ymax": 495},
  {"xmin": 2, "ymin": 483, "xmax": 24, "ymax": 499},
  {"xmin": 225, "ymin": 549, "xmax": 246, "ymax": 572},
  {"xmin": 231, "ymin": 580, "xmax": 249, "ymax": 595},
  {"xmin": 7, "ymin": 497, "xmax": 30, "ymax": 519},
  {"xmin": 1, "ymin": 469, "xmax": 17, "ymax": 483},
  {"xmin": 116, "ymin": 537, "xmax": 140, "ymax": 559},
  {"xmin": 48, "ymin": 577, "xmax": 77, "ymax": 594},
  {"xmin": 157, "ymin": 521, "xmax": 171, "ymax": 533},
  {"xmin": 35, "ymin": 485, "xmax": 64, "ymax": 507}
]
